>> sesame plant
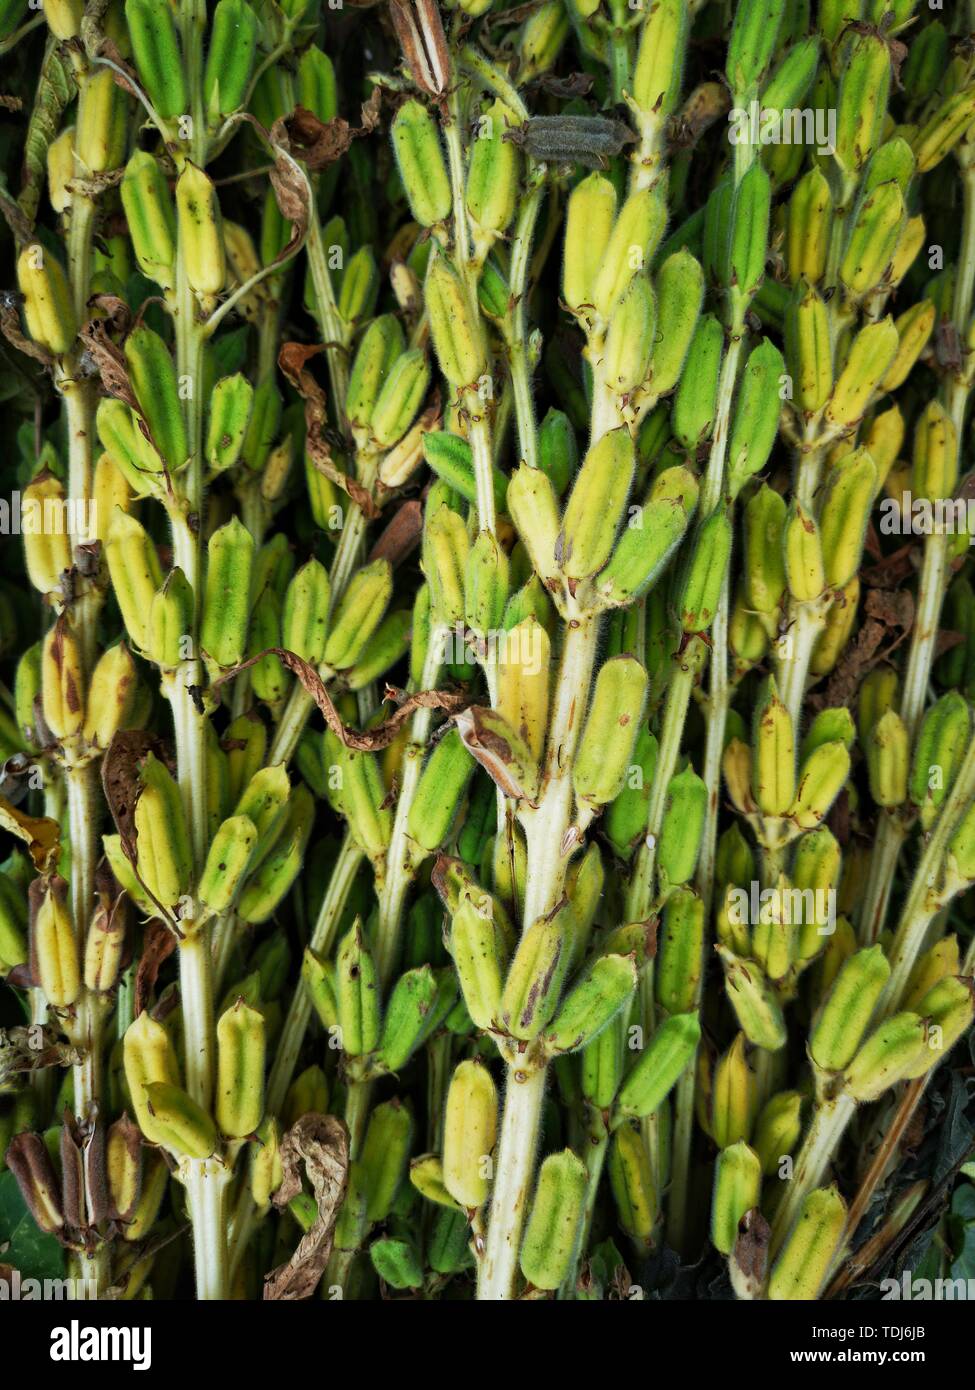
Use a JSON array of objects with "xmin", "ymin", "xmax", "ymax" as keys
[{"xmin": 0, "ymin": 0, "xmax": 974, "ymax": 1305}]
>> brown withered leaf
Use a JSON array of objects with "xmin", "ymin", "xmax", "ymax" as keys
[
  {"xmin": 135, "ymin": 919, "xmax": 178, "ymax": 1015},
  {"xmin": 0, "ymin": 1026, "xmax": 83, "ymax": 1086},
  {"xmin": 454, "ymin": 706, "xmax": 539, "ymax": 802},
  {"xmin": 0, "ymin": 301, "xmax": 55, "ymax": 368},
  {"xmin": 216, "ymin": 648, "xmax": 467, "ymax": 749},
  {"xmin": 0, "ymin": 796, "xmax": 60, "ymax": 873},
  {"xmin": 264, "ymin": 1114, "xmax": 349, "ymax": 1301},
  {"xmin": 389, "ymin": 0, "xmax": 450, "ymax": 97},
  {"xmin": 101, "ymin": 729, "xmax": 174, "ymax": 866},
  {"xmin": 368, "ymin": 499, "xmax": 423, "ymax": 567},
  {"xmin": 816, "ymin": 587, "xmax": 913, "ymax": 710},
  {"xmin": 278, "ymin": 341, "xmax": 379, "ymax": 516},
  {"xmin": 729, "ymin": 1209, "xmax": 770, "ymax": 1300},
  {"xmin": 284, "ymin": 93, "xmax": 382, "ymax": 171},
  {"xmin": 78, "ymin": 319, "xmax": 139, "ymax": 409}
]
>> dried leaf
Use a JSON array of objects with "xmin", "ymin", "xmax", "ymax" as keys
[
  {"xmin": 135, "ymin": 919, "xmax": 178, "ymax": 1016},
  {"xmin": 101, "ymin": 730, "xmax": 173, "ymax": 867},
  {"xmin": 0, "ymin": 301, "xmax": 55, "ymax": 369},
  {"xmin": 284, "ymin": 94, "xmax": 381, "ymax": 171},
  {"xmin": 369, "ymin": 499, "xmax": 423, "ymax": 567},
  {"xmin": 0, "ymin": 796, "xmax": 60, "ymax": 873},
  {"xmin": 389, "ymin": 0, "xmax": 450, "ymax": 97},
  {"xmin": 729, "ymin": 1208, "xmax": 770, "ymax": 1300},
  {"xmin": 264, "ymin": 1114, "xmax": 349, "ymax": 1301}
]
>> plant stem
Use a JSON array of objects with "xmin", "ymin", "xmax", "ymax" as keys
[
  {"xmin": 477, "ymin": 1066, "xmax": 547, "ymax": 1300},
  {"xmin": 769, "ymin": 1091, "xmax": 857, "ymax": 1256},
  {"xmin": 183, "ymin": 1157, "xmax": 232, "ymax": 1301}
]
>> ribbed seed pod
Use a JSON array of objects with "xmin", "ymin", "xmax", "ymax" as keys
[
  {"xmin": 864, "ymin": 709, "xmax": 909, "ymax": 808},
  {"xmin": 655, "ymin": 889, "xmax": 704, "ymax": 1015},
  {"xmin": 324, "ymin": 559, "xmax": 392, "ymax": 670},
  {"xmin": 121, "ymin": 151, "xmax": 177, "ymax": 290},
  {"xmin": 754, "ymin": 1091, "xmax": 803, "ymax": 1177},
  {"xmin": 392, "ymin": 100, "xmax": 451, "ymax": 228},
  {"xmin": 810, "ymin": 945, "xmax": 891, "ymax": 1072},
  {"xmin": 617, "ymin": 1011, "xmax": 700, "ymax": 1119},
  {"xmin": 176, "ymin": 162, "xmax": 225, "ymax": 299},
  {"xmin": 206, "ymin": 374, "xmax": 254, "ymax": 474},
  {"xmin": 202, "ymin": 0, "xmax": 259, "ymax": 120},
  {"xmin": 201, "ymin": 517, "xmax": 254, "ymax": 668},
  {"xmin": 768, "ymin": 1186, "xmax": 847, "ymax": 1300},
  {"xmin": 711, "ymin": 1033, "xmax": 756, "ymax": 1149},
  {"xmin": 134, "ymin": 752, "xmax": 192, "ymax": 910},
  {"xmin": 843, "ymin": 1012, "xmax": 928, "ymax": 1102},
  {"xmin": 711, "ymin": 1141, "xmax": 762, "ymax": 1255},
  {"xmin": 125, "ymin": 326, "xmax": 188, "ymax": 473},
  {"xmin": 360, "ymin": 1100, "xmax": 413, "ymax": 1223},
  {"xmin": 29, "ymin": 876, "xmax": 79, "ymax": 1009},
  {"xmin": 649, "ymin": 251, "xmax": 705, "ymax": 394},
  {"xmin": 122, "ymin": 1011, "xmax": 181, "ymax": 1146},
  {"xmin": 563, "ymin": 173, "xmax": 617, "ymax": 313},
  {"xmin": 717, "ymin": 947, "xmax": 788, "ymax": 1052},
  {"xmin": 442, "ymin": 1059, "xmax": 498, "ymax": 1210},
  {"xmin": 425, "ymin": 258, "xmax": 486, "ymax": 387},
  {"xmin": 16, "ymin": 243, "xmax": 76, "ymax": 355},
  {"xmin": 125, "ymin": 0, "xmax": 187, "ymax": 118},
  {"xmin": 215, "ymin": 1001, "xmax": 265, "ymax": 1139},
  {"xmin": 336, "ymin": 922, "xmax": 380, "ymax": 1057},
  {"xmin": 282, "ymin": 559, "xmax": 330, "ymax": 664},
  {"xmin": 573, "ymin": 656, "xmax": 648, "ymax": 809},
  {"xmin": 752, "ymin": 676, "xmax": 795, "ymax": 816},
  {"xmin": 500, "ymin": 903, "xmax": 572, "ymax": 1041},
  {"xmin": 608, "ymin": 1122, "xmax": 657, "ymax": 1244}
]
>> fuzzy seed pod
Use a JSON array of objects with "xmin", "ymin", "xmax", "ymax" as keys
[
  {"xmin": 201, "ymin": 516, "xmax": 254, "ymax": 669},
  {"xmin": 810, "ymin": 945, "xmax": 891, "ymax": 1072},
  {"xmin": 545, "ymin": 953, "xmax": 637, "ymax": 1054},
  {"xmin": 647, "ymin": 251, "xmax": 704, "ymax": 394},
  {"xmin": 449, "ymin": 893, "xmax": 508, "ymax": 1032},
  {"xmin": 608, "ymin": 1122, "xmax": 657, "ymax": 1245},
  {"xmin": 786, "ymin": 167, "xmax": 830, "ymax": 285},
  {"xmin": 864, "ymin": 709, "xmax": 909, "ymax": 809},
  {"xmin": 21, "ymin": 472, "xmax": 74, "ymax": 595},
  {"xmin": 215, "ymin": 1001, "xmax": 265, "ymax": 1138},
  {"xmin": 176, "ymin": 162, "xmax": 225, "ymax": 299},
  {"xmin": 617, "ymin": 1011, "xmax": 700, "ymax": 1120},
  {"xmin": 442, "ymin": 1059, "xmax": 497, "ymax": 1210},
  {"xmin": 360, "ymin": 1100, "xmax": 413, "ymax": 1224},
  {"xmin": 134, "ymin": 753, "xmax": 192, "ymax": 910},
  {"xmin": 500, "ymin": 903, "xmax": 572, "ymax": 1042},
  {"xmin": 17, "ymin": 243, "xmax": 76, "ymax": 356},
  {"xmin": 563, "ymin": 173, "xmax": 617, "ymax": 313},
  {"xmin": 911, "ymin": 400, "xmax": 958, "ymax": 505},
  {"xmin": 125, "ymin": 326, "xmax": 188, "ymax": 474},
  {"xmin": 717, "ymin": 947, "xmax": 787, "ymax": 1053},
  {"xmin": 711, "ymin": 1033, "xmax": 756, "ymax": 1149},
  {"xmin": 29, "ymin": 876, "xmax": 79, "ymax": 1009},
  {"xmin": 754, "ymin": 1091, "xmax": 803, "ymax": 1177},
  {"xmin": 282, "ymin": 559, "xmax": 330, "ymax": 665},
  {"xmin": 825, "ymin": 318, "xmax": 898, "ymax": 432},
  {"xmin": 143, "ymin": 1082, "xmax": 217, "ymax": 1160},
  {"xmin": 123, "ymin": 1011, "xmax": 181, "ymax": 1146},
  {"xmin": 678, "ymin": 507, "xmax": 732, "ymax": 632},
  {"xmin": 125, "ymin": 0, "xmax": 187, "ymax": 118},
  {"xmin": 843, "ymin": 1012, "xmax": 928, "ymax": 1102},
  {"xmin": 595, "ymin": 467, "xmax": 700, "ymax": 609},
  {"xmin": 337, "ymin": 922, "xmax": 380, "ymax": 1057},
  {"xmin": 752, "ymin": 677, "xmax": 795, "ymax": 816},
  {"xmin": 603, "ymin": 276, "xmax": 656, "ymax": 396},
  {"xmin": 573, "ymin": 656, "xmax": 648, "ymax": 809},
  {"xmin": 655, "ymin": 889, "xmax": 704, "ymax": 1014},
  {"xmin": 121, "ymin": 151, "xmax": 177, "ymax": 291},
  {"xmin": 203, "ymin": 0, "xmax": 259, "ymax": 120},
  {"xmin": 712, "ymin": 1141, "xmax": 762, "ymax": 1255},
  {"xmin": 768, "ymin": 1186, "xmax": 846, "ymax": 1300},
  {"xmin": 407, "ymin": 730, "xmax": 475, "ymax": 856},
  {"xmin": 392, "ymin": 100, "xmax": 451, "ymax": 228}
]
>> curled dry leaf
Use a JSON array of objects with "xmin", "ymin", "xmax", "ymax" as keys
[
  {"xmin": 264, "ymin": 1113, "xmax": 350, "ymax": 1301},
  {"xmin": 0, "ymin": 795, "xmax": 61, "ymax": 874}
]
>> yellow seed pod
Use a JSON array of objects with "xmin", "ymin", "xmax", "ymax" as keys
[
  {"xmin": 861, "ymin": 405, "xmax": 903, "ymax": 493},
  {"xmin": 142, "ymin": 1082, "xmax": 218, "ymax": 1160},
  {"xmin": 608, "ymin": 1121, "xmax": 657, "ymax": 1245},
  {"xmin": 176, "ymin": 162, "xmax": 226, "ymax": 299},
  {"xmin": 124, "ymin": 1151, "xmax": 169, "ymax": 1243},
  {"xmin": 563, "ymin": 172, "xmax": 617, "ymax": 314},
  {"xmin": 44, "ymin": 0, "xmax": 83, "ymax": 40},
  {"xmin": 903, "ymin": 936, "xmax": 960, "ymax": 1014},
  {"xmin": 751, "ymin": 677, "xmax": 795, "ymax": 816},
  {"xmin": 819, "ymin": 447, "xmax": 877, "ymax": 589},
  {"xmin": 76, "ymin": 67, "xmax": 128, "ymax": 174},
  {"xmin": 105, "ymin": 510, "xmax": 164, "ymax": 653},
  {"xmin": 29, "ymin": 876, "xmax": 80, "ymax": 1009},
  {"xmin": 711, "ymin": 1032, "xmax": 756, "ymax": 1149},
  {"xmin": 251, "ymin": 1117, "xmax": 284, "ymax": 1214},
  {"xmin": 216, "ymin": 1001, "xmax": 266, "ymax": 1139},
  {"xmin": 711, "ymin": 1141, "xmax": 762, "ymax": 1255},
  {"xmin": 912, "ymin": 399, "xmax": 958, "ymax": 505},
  {"xmin": 810, "ymin": 577, "xmax": 859, "ymax": 678},
  {"xmin": 123, "ymin": 1011, "xmax": 181, "ymax": 1145},
  {"xmin": 591, "ymin": 188, "xmax": 666, "ymax": 320},
  {"xmin": 882, "ymin": 301, "xmax": 935, "ymax": 392},
  {"xmin": 16, "ymin": 243, "xmax": 77, "ymax": 356},
  {"xmin": 21, "ymin": 471, "xmax": 74, "ymax": 595},
  {"xmin": 900, "ymin": 977, "xmax": 975, "ymax": 1079},
  {"xmin": 104, "ymin": 1115, "xmax": 143, "ymax": 1224},
  {"xmin": 223, "ymin": 219, "xmax": 270, "ymax": 323},
  {"xmin": 768, "ymin": 1186, "xmax": 847, "ymax": 1300},
  {"xmin": 47, "ymin": 126, "xmax": 76, "ymax": 214},
  {"xmin": 83, "ymin": 896, "xmax": 128, "ymax": 994},
  {"xmin": 442, "ymin": 1059, "xmax": 498, "ymax": 1210},
  {"xmin": 889, "ymin": 214, "xmax": 925, "ymax": 286},
  {"xmin": 496, "ymin": 618, "xmax": 550, "ymax": 762},
  {"xmin": 92, "ymin": 454, "xmax": 133, "ymax": 543},
  {"xmin": 134, "ymin": 752, "xmax": 193, "ymax": 910},
  {"xmin": 864, "ymin": 708, "xmax": 909, "ymax": 808},
  {"xmin": 41, "ymin": 619, "xmax": 84, "ymax": 744},
  {"xmin": 83, "ymin": 644, "xmax": 136, "ymax": 749},
  {"xmin": 825, "ymin": 318, "xmax": 899, "ymax": 431},
  {"xmin": 783, "ymin": 501, "xmax": 825, "ymax": 602}
]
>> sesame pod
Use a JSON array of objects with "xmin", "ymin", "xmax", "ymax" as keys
[
  {"xmin": 296, "ymin": 45, "xmax": 337, "ymax": 122},
  {"xmin": 16, "ymin": 243, "xmax": 76, "ymax": 355},
  {"xmin": 558, "ymin": 428, "xmax": 636, "ymax": 580},
  {"xmin": 810, "ymin": 945, "xmax": 891, "ymax": 1072},
  {"xmin": 336, "ymin": 922, "xmax": 380, "ymax": 1057},
  {"xmin": 518, "ymin": 0, "xmax": 569, "ymax": 80},
  {"xmin": 466, "ymin": 530, "xmax": 509, "ymax": 640},
  {"xmin": 605, "ymin": 725, "xmax": 659, "ymax": 859},
  {"xmin": 76, "ymin": 67, "xmax": 127, "ymax": 174},
  {"xmin": 861, "ymin": 669, "xmax": 899, "ymax": 737},
  {"xmin": 203, "ymin": 0, "xmax": 259, "ymax": 119},
  {"xmin": 631, "ymin": 0, "xmax": 689, "ymax": 120},
  {"xmin": 122, "ymin": 1011, "xmax": 180, "ymax": 1145},
  {"xmin": 728, "ymin": 163, "xmax": 771, "ymax": 306},
  {"xmin": 302, "ymin": 947, "xmax": 339, "ymax": 1030},
  {"xmin": 819, "ymin": 447, "xmax": 877, "ymax": 588},
  {"xmin": 785, "ymin": 282, "xmax": 832, "ymax": 414},
  {"xmin": 378, "ymin": 966, "xmax": 439, "ymax": 1072},
  {"xmin": 125, "ymin": 0, "xmax": 187, "ymax": 118},
  {"xmin": 323, "ymin": 559, "xmax": 392, "ymax": 670},
  {"xmin": 147, "ymin": 568, "xmax": 193, "ymax": 670},
  {"xmin": 223, "ymin": 220, "xmax": 268, "ymax": 324},
  {"xmin": 250, "ymin": 595, "xmax": 287, "ymax": 705},
  {"xmin": 29, "ymin": 876, "xmax": 79, "ymax": 1008},
  {"xmin": 592, "ymin": 189, "xmax": 667, "ymax": 320},
  {"xmin": 328, "ymin": 740, "xmax": 392, "ymax": 859},
  {"xmin": 121, "ymin": 151, "xmax": 177, "ymax": 290},
  {"xmin": 206, "ymin": 373, "xmax": 254, "ymax": 474},
  {"xmin": 500, "ymin": 902, "xmax": 572, "ymax": 1041},
  {"xmin": 360, "ymin": 1099, "xmax": 413, "ymax": 1223},
  {"xmin": 882, "ymin": 300, "xmax": 935, "ymax": 393},
  {"xmin": 754, "ymin": 1091, "xmax": 803, "ymax": 1176},
  {"xmin": 712, "ymin": 1141, "xmax": 762, "ymax": 1255},
  {"xmin": 563, "ymin": 173, "xmax": 617, "ymax": 313},
  {"xmin": 603, "ymin": 276, "xmax": 656, "ymax": 395},
  {"xmin": 198, "ymin": 815, "xmax": 258, "ymax": 914},
  {"xmin": 371, "ymin": 1237, "xmax": 423, "ymax": 1289},
  {"xmin": 711, "ymin": 1032, "xmax": 757, "ymax": 1149},
  {"xmin": 407, "ymin": 729, "xmax": 475, "ymax": 856},
  {"xmin": 176, "ymin": 162, "xmax": 225, "ymax": 299},
  {"xmin": 834, "ymin": 34, "xmax": 891, "ymax": 180},
  {"xmin": 133, "ymin": 753, "xmax": 191, "ymax": 914},
  {"xmin": 21, "ymin": 472, "xmax": 73, "ymax": 595},
  {"xmin": 283, "ymin": 1065, "xmax": 328, "ymax": 1130},
  {"xmin": 608, "ymin": 1122, "xmax": 657, "ymax": 1244},
  {"xmin": 580, "ymin": 1016, "xmax": 625, "ymax": 1109},
  {"xmin": 423, "ymin": 431, "xmax": 507, "ymax": 513},
  {"xmin": 646, "ymin": 250, "xmax": 705, "ymax": 394},
  {"xmin": 768, "ymin": 1186, "xmax": 847, "ymax": 1300},
  {"xmin": 466, "ymin": 101, "xmax": 519, "ymax": 239},
  {"xmin": 911, "ymin": 399, "xmax": 957, "ymax": 505},
  {"xmin": 793, "ymin": 826, "xmax": 841, "ymax": 959},
  {"xmin": 900, "ymin": 978, "xmax": 975, "ymax": 1080},
  {"xmin": 786, "ymin": 167, "xmax": 831, "ymax": 285},
  {"xmin": 142, "ymin": 1082, "xmax": 217, "ymax": 1160},
  {"xmin": 864, "ymin": 709, "xmax": 909, "ymax": 808},
  {"xmin": 82, "ymin": 643, "xmax": 135, "ymax": 749},
  {"xmin": 214, "ymin": 1000, "xmax": 265, "ymax": 1139},
  {"xmin": 903, "ymin": 938, "xmax": 960, "ymax": 1015},
  {"xmin": 347, "ymin": 314, "xmax": 405, "ymax": 430},
  {"xmin": 909, "ymin": 692, "xmax": 969, "ymax": 830},
  {"xmin": 889, "ymin": 214, "xmax": 925, "ymax": 288},
  {"xmin": 520, "ymin": 1149, "xmax": 587, "ymax": 1291},
  {"xmin": 442, "ymin": 1059, "xmax": 497, "ymax": 1209},
  {"xmin": 201, "ymin": 516, "xmax": 254, "ymax": 668},
  {"xmin": 5, "ymin": 1132, "xmax": 63, "ymax": 1236},
  {"xmin": 104, "ymin": 1114, "xmax": 143, "ymax": 1224},
  {"xmin": 422, "ymin": 502, "xmax": 470, "ymax": 629},
  {"xmin": 655, "ymin": 889, "xmax": 704, "ymax": 1014},
  {"xmin": 392, "ymin": 100, "xmax": 451, "ymax": 228},
  {"xmin": 235, "ymin": 784, "xmax": 314, "ymax": 925},
  {"xmin": 678, "ymin": 506, "xmax": 732, "ymax": 632},
  {"xmin": 843, "ymin": 1011, "xmax": 928, "ymax": 1102},
  {"xmin": 717, "ymin": 946, "xmax": 788, "ymax": 1052},
  {"xmin": 344, "ymin": 611, "xmax": 413, "ymax": 692},
  {"xmin": 783, "ymin": 499, "xmax": 825, "ymax": 602},
  {"xmin": 449, "ymin": 893, "xmax": 509, "ymax": 1032},
  {"xmin": 673, "ymin": 314, "xmax": 723, "ymax": 450},
  {"xmin": 282, "ymin": 559, "xmax": 330, "ymax": 664},
  {"xmin": 97, "ymin": 397, "xmax": 165, "ymax": 493},
  {"xmin": 42, "ymin": 0, "xmax": 81, "ymax": 38},
  {"xmin": 41, "ymin": 618, "xmax": 84, "ymax": 744},
  {"xmin": 371, "ymin": 349, "xmax": 430, "ymax": 449},
  {"xmin": 744, "ymin": 484, "xmax": 786, "ymax": 616},
  {"xmin": 727, "ymin": 338, "xmax": 784, "ymax": 497},
  {"xmin": 657, "ymin": 766, "xmax": 707, "ymax": 891},
  {"xmin": 726, "ymin": 0, "xmax": 785, "ymax": 95},
  {"xmin": 617, "ymin": 1011, "xmax": 700, "ymax": 1119},
  {"xmin": 840, "ymin": 182, "xmax": 905, "ymax": 299},
  {"xmin": 426, "ymin": 256, "xmax": 486, "ymax": 388},
  {"xmin": 810, "ymin": 577, "xmax": 859, "ymax": 678},
  {"xmin": 410, "ymin": 1154, "xmax": 462, "ymax": 1211},
  {"xmin": 250, "ymin": 1117, "xmax": 283, "ymax": 1214},
  {"xmin": 913, "ymin": 89, "xmax": 975, "ymax": 174},
  {"xmin": 752, "ymin": 676, "xmax": 795, "ymax": 816},
  {"xmin": 241, "ymin": 376, "xmax": 281, "ymax": 470},
  {"xmin": 789, "ymin": 740, "xmax": 851, "ymax": 830},
  {"xmin": 825, "ymin": 318, "xmax": 899, "ymax": 431},
  {"xmin": 574, "ymin": 656, "xmax": 648, "ymax": 808},
  {"xmin": 337, "ymin": 245, "xmax": 379, "ymax": 326},
  {"xmin": 595, "ymin": 466, "xmax": 700, "ymax": 608},
  {"xmin": 544, "ymin": 953, "xmax": 637, "ymax": 1054},
  {"xmin": 125, "ymin": 325, "xmax": 188, "ymax": 473}
]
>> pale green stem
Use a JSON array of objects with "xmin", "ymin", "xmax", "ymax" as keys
[
  {"xmin": 182, "ymin": 1157, "xmax": 232, "ymax": 1302},
  {"xmin": 769, "ymin": 1091, "xmax": 857, "ymax": 1257},
  {"xmin": 506, "ymin": 177, "xmax": 545, "ymax": 472}
]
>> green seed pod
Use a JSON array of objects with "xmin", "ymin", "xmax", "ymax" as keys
[
  {"xmin": 793, "ymin": 826, "xmax": 841, "ymax": 959},
  {"xmin": 360, "ymin": 1099, "xmax": 413, "ymax": 1223},
  {"xmin": 248, "ymin": 590, "xmax": 288, "ymax": 707},
  {"xmin": 810, "ymin": 945, "xmax": 891, "ymax": 1072},
  {"xmin": 392, "ymin": 100, "xmax": 451, "ymax": 227},
  {"xmin": 125, "ymin": 326, "xmax": 188, "ymax": 473},
  {"xmin": 783, "ymin": 500, "xmax": 824, "ymax": 602},
  {"xmin": 716, "ymin": 823, "xmax": 755, "ymax": 892},
  {"xmin": 544, "ymin": 953, "xmax": 637, "ymax": 1054},
  {"xmin": 28, "ymin": 876, "xmax": 79, "ymax": 1009},
  {"xmin": 768, "ymin": 1186, "xmax": 847, "ymax": 1300},
  {"xmin": 825, "ymin": 318, "xmax": 899, "ymax": 432},
  {"xmin": 215, "ymin": 1000, "xmax": 265, "ymax": 1139},
  {"xmin": 843, "ymin": 1012, "xmax": 928, "ymax": 1102},
  {"xmin": 206, "ymin": 373, "xmax": 254, "ymax": 474},
  {"xmin": 910, "ymin": 692, "xmax": 970, "ymax": 830},
  {"xmin": 410, "ymin": 1154, "xmax": 462, "ymax": 1211},
  {"xmin": 754, "ymin": 1091, "xmax": 803, "ymax": 1176},
  {"xmin": 123, "ymin": 1011, "xmax": 180, "ymax": 1146},
  {"xmin": 911, "ymin": 400, "xmax": 958, "ymax": 505},
  {"xmin": 371, "ymin": 1237, "xmax": 423, "ymax": 1290},
  {"xmin": 726, "ymin": 339, "xmax": 785, "ymax": 497},
  {"xmin": 378, "ymin": 965, "xmax": 441, "ymax": 1073},
  {"xmin": 371, "ymin": 349, "xmax": 430, "ymax": 449},
  {"xmin": 422, "ymin": 431, "xmax": 507, "ymax": 513},
  {"xmin": 645, "ymin": 251, "xmax": 700, "ymax": 397},
  {"xmin": 574, "ymin": 656, "xmax": 648, "ymax": 809},
  {"xmin": 337, "ymin": 246, "xmax": 379, "ymax": 326},
  {"xmin": 520, "ymin": 1149, "xmax": 587, "ymax": 1291},
  {"xmin": 603, "ymin": 276, "xmax": 656, "ymax": 395},
  {"xmin": 913, "ymin": 88, "xmax": 975, "ymax": 174},
  {"xmin": 426, "ymin": 257, "xmax": 486, "ymax": 387},
  {"xmin": 0, "ymin": 872, "xmax": 28, "ymax": 972},
  {"xmin": 617, "ymin": 1011, "xmax": 700, "ymax": 1119},
  {"xmin": 559, "ymin": 428, "xmax": 635, "ymax": 580},
  {"xmin": 125, "ymin": 0, "xmax": 187, "ymax": 118},
  {"xmin": 631, "ymin": 0, "xmax": 689, "ymax": 120},
  {"xmin": 296, "ymin": 44, "xmax": 337, "ymax": 122},
  {"xmin": 250, "ymin": 1118, "xmax": 284, "ymax": 1215},
  {"xmin": 858, "ymin": 667, "xmax": 898, "ymax": 742},
  {"xmin": 500, "ymin": 902, "xmax": 572, "ymax": 1042},
  {"xmin": 717, "ymin": 946, "xmax": 788, "ymax": 1052},
  {"xmin": 449, "ymin": 892, "xmax": 509, "ymax": 1032},
  {"xmin": 711, "ymin": 1033, "xmax": 756, "ymax": 1148},
  {"xmin": 242, "ymin": 382, "xmax": 282, "ymax": 475},
  {"xmin": 608, "ymin": 1122, "xmax": 657, "ymax": 1245},
  {"xmin": 19, "ymin": 473, "xmax": 72, "ymax": 596},
  {"xmin": 903, "ymin": 938, "xmax": 961, "ymax": 1015},
  {"xmin": 900, "ymin": 978, "xmax": 975, "ymax": 1080},
  {"xmin": 203, "ymin": 0, "xmax": 259, "ymax": 119},
  {"xmin": 592, "ymin": 189, "xmax": 667, "ymax": 320},
  {"xmin": 76, "ymin": 67, "xmax": 127, "ymax": 174},
  {"xmin": 346, "ymin": 315, "xmax": 405, "ymax": 430},
  {"xmin": 201, "ymin": 516, "xmax": 254, "ymax": 668},
  {"xmin": 282, "ymin": 559, "xmax": 330, "ymax": 665},
  {"xmin": 142, "ymin": 1082, "xmax": 217, "ymax": 1160},
  {"xmin": 324, "ymin": 559, "xmax": 393, "ymax": 670},
  {"xmin": 726, "ymin": 0, "xmax": 785, "ymax": 95},
  {"xmin": 594, "ymin": 466, "xmax": 699, "ymax": 608},
  {"xmin": 466, "ymin": 101, "xmax": 520, "ymax": 239},
  {"xmin": 581, "ymin": 1015, "xmax": 625, "ymax": 1109},
  {"xmin": 864, "ymin": 709, "xmax": 909, "ymax": 808},
  {"xmin": 712, "ymin": 1141, "xmax": 762, "ymax": 1255},
  {"xmin": 655, "ymin": 889, "xmax": 704, "ymax": 1015},
  {"xmin": 536, "ymin": 409, "xmax": 577, "ymax": 497},
  {"xmin": 407, "ymin": 730, "xmax": 474, "ymax": 857},
  {"xmin": 786, "ymin": 167, "xmax": 831, "ymax": 286},
  {"xmin": 840, "ymin": 182, "xmax": 905, "ymax": 300},
  {"xmin": 505, "ymin": 464, "xmax": 562, "ymax": 593},
  {"xmin": 605, "ymin": 725, "xmax": 659, "ymax": 859},
  {"xmin": 658, "ymin": 767, "xmax": 707, "ymax": 891},
  {"xmin": 819, "ymin": 447, "xmax": 877, "ymax": 589},
  {"xmin": 344, "ymin": 610, "xmax": 413, "ymax": 691},
  {"xmin": 442, "ymin": 1059, "xmax": 497, "ymax": 1209},
  {"xmin": 834, "ymin": 33, "xmax": 891, "ymax": 180},
  {"xmin": 16, "ymin": 243, "xmax": 76, "ymax": 356},
  {"xmin": 790, "ymin": 741, "xmax": 851, "ymax": 830},
  {"xmin": 97, "ymin": 397, "xmax": 165, "ymax": 494},
  {"xmin": 751, "ymin": 676, "xmax": 795, "ymax": 816},
  {"xmin": 328, "ymin": 740, "xmax": 393, "ymax": 859},
  {"xmin": 302, "ymin": 947, "xmax": 339, "ymax": 1030},
  {"xmin": 518, "ymin": 0, "xmax": 569, "ymax": 80},
  {"xmin": 727, "ymin": 163, "xmax": 771, "ymax": 306},
  {"xmin": 134, "ymin": 753, "xmax": 192, "ymax": 910},
  {"xmin": 175, "ymin": 162, "xmax": 225, "ymax": 299},
  {"xmin": 466, "ymin": 530, "xmax": 509, "ymax": 640},
  {"xmin": 677, "ymin": 507, "xmax": 732, "ymax": 632},
  {"xmin": 337, "ymin": 922, "xmax": 380, "ymax": 1057},
  {"xmin": 673, "ymin": 314, "xmax": 723, "ymax": 450},
  {"xmin": 563, "ymin": 173, "xmax": 617, "ymax": 313},
  {"xmin": 198, "ymin": 815, "xmax": 258, "ymax": 915},
  {"xmin": 236, "ymin": 783, "xmax": 314, "ymax": 925},
  {"xmin": 744, "ymin": 484, "xmax": 786, "ymax": 617}
]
